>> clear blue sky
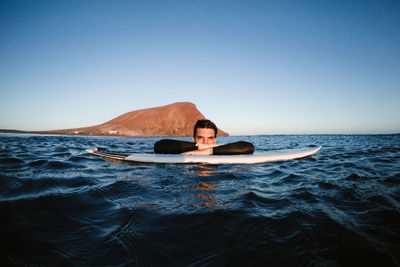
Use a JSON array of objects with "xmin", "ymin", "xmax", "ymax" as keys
[{"xmin": 1, "ymin": 0, "xmax": 399, "ymax": 135}]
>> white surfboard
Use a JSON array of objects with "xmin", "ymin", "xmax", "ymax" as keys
[{"xmin": 86, "ymin": 146, "xmax": 321, "ymax": 164}]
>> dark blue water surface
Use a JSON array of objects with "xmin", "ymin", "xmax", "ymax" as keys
[{"xmin": 1, "ymin": 134, "xmax": 399, "ymax": 266}]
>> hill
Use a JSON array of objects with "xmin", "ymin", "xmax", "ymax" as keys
[{"xmin": 37, "ymin": 102, "xmax": 229, "ymax": 137}]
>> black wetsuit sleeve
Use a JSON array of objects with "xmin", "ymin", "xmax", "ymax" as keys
[
  {"xmin": 154, "ymin": 139, "xmax": 198, "ymax": 154},
  {"xmin": 212, "ymin": 141, "xmax": 254, "ymax": 155}
]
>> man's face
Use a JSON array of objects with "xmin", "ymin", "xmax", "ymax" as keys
[{"xmin": 193, "ymin": 128, "xmax": 216, "ymax": 145}]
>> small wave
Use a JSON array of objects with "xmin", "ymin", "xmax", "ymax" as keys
[
  {"xmin": 69, "ymin": 156, "xmax": 91, "ymax": 163},
  {"xmin": 0, "ymin": 176, "xmax": 100, "ymax": 201},
  {"xmin": 53, "ymin": 152, "xmax": 72, "ymax": 158},
  {"xmin": 383, "ymin": 173, "xmax": 400, "ymax": 184},
  {"xmin": 0, "ymin": 157, "xmax": 24, "ymax": 165},
  {"xmin": 290, "ymin": 190, "xmax": 318, "ymax": 202},
  {"xmin": 44, "ymin": 160, "xmax": 74, "ymax": 169},
  {"xmin": 317, "ymin": 181, "xmax": 336, "ymax": 190},
  {"xmin": 29, "ymin": 159, "xmax": 48, "ymax": 167},
  {"xmin": 346, "ymin": 173, "xmax": 364, "ymax": 181},
  {"xmin": 241, "ymin": 191, "xmax": 291, "ymax": 208}
]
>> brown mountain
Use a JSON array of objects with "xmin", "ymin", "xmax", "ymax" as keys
[{"xmin": 41, "ymin": 102, "xmax": 229, "ymax": 137}]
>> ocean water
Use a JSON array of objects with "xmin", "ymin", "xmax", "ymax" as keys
[{"xmin": 1, "ymin": 133, "xmax": 399, "ymax": 266}]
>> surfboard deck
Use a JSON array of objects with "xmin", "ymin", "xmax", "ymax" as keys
[{"xmin": 86, "ymin": 146, "xmax": 321, "ymax": 164}]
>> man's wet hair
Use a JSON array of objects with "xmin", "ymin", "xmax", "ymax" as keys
[{"xmin": 193, "ymin": 119, "xmax": 218, "ymax": 138}]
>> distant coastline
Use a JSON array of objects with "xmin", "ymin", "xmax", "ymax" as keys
[
  {"xmin": 0, "ymin": 128, "xmax": 193, "ymax": 137},
  {"xmin": 1, "ymin": 129, "xmax": 398, "ymax": 137},
  {"xmin": 0, "ymin": 129, "xmax": 137, "ymax": 137}
]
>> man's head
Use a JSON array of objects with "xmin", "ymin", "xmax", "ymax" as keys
[{"xmin": 193, "ymin": 119, "xmax": 218, "ymax": 145}]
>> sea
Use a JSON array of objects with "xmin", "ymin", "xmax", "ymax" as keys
[{"xmin": 1, "ymin": 133, "xmax": 399, "ymax": 266}]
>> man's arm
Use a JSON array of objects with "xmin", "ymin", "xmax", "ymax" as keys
[
  {"xmin": 212, "ymin": 141, "xmax": 254, "ymax": 155},
  {"xmin": 154, "ymin": 139, "xmax": 198, "ymax": 154}
]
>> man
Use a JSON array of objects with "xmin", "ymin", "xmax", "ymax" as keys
[{"xmin": 154, "ymin": 119, "xmax": 254, "ymax": 155}]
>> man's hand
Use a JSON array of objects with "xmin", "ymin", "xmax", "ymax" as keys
[
  {"xmin": 196, "ymin": 143, "xmax": 219, "ymax": 150},
  {"xmin": 181, "ymin": 148, "xmax": 210, "ymax": 155},
  {"xmin": 181, "ymin": 144, "xmax": 219, "ymax": 155}
]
